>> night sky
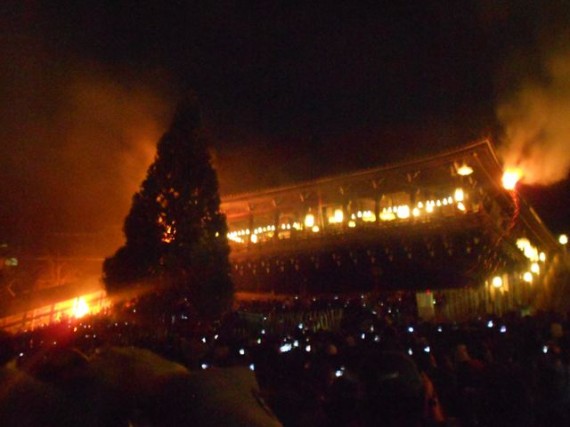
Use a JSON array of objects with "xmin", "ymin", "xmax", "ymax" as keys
[{"xmin": 1, "ymin": 0, "xmax": 569, "ymax": 254}]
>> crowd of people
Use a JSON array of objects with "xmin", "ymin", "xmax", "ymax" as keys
[{"xmin": 1, "ymin": 292, "xmax": 570, "ymax": 426}]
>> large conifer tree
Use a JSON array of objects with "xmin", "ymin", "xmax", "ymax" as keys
[{"xmin": 103, "ymin": 95, "xmax": 233, "ymax": 318}]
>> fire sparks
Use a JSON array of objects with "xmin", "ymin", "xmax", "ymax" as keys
[{"xmin": 502, "ymin": 168, "xmax": 523, "ymax": 191}]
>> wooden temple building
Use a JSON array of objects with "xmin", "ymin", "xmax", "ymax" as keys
[{"xmin": 221, "ymin": 140, "xmax": 566, "ymax": 318}]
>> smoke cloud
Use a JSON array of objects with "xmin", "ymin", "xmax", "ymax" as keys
[
  {"xmin": 497, "ymin": 48, "xmax": 570, "ymax": 186},
  {"xmin": 0, "ymin": 31, "xmax": 172, "ymax": 255}
]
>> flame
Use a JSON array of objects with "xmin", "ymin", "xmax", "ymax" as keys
[
  {"xmin": 72, "ymin": 297, "xmax": 90, "ymax": 319},
  {"xmin": 502, "ymin": 168, "xmax": 523, "ymax": 190}
]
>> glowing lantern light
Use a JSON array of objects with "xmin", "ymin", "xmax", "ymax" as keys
[
  {"xmin": 516, "ymin": 238, "xmax": 531, "ymax": 251},
  {"xmin": 304, "ymin": 213, "xmax": 315, "ymax": 228},
  {"xmin": 380, "ymin": 209, "xmax": 396, "ymax": 221},
  {"xmin": 72, "ymin": 297, "xmax": 90, "ymax": 319},
  {"xmin": 531, "ymin": 263, "xmax": 540, "ymax": 274},
  {"xmin": 454, "ymin": 188, "xmax": 465, "ymax": 202},
  {"xmin": 492, "ymin": 276, "xmax": 503, "ymax": 288},
  {"xmin": 457, "ymin": 202, "xmax": 466, "ymax": 211},
  {"xmin": 348, "ymin": 220, "xmax": 356, "ymax": 228},
  {"xmin": 502, "ymin": 168, "xmax": 522, "ymax": 190},
  {"xmin": 539, "ymin": 252, "xmax": 546, "ymax": 262},
  {"xmin": 412, "ymin": 208, "xmax": 420, "ymax": 217},
  {"xmin": 560, "ymin": 234, "xmax": 568, "ymax": 245},
  {"xmin": 362, "ymin": 211, "xmax": 376, "ymax": 222},
  {"xmin": 426, "ymin": 204, "xmax": 434, "ymax": 213},
  {"xmin": 523, "ymin": 272, "xmax": 533, "ymax": 283},
  {"xmin": 333, "ymin": 208, "xmax": 344, "ymax": 223},
  {"xmin": 457, "ymin": 163, "xmax": 473, "ymax": 176},
  {"xmin": 311, "ymin": 225, "xmax": 320, "ymax": 233},
  {"xmin": 525, "ymin": 247, "xmax": 538, "ymax": 261},
  {"xmin": 396, "ymin": 205, "xmax": 410, "ymax": 219},
  {"xmin": 250, "ymin": 234, "xmax": 258, "ymax": 244}
]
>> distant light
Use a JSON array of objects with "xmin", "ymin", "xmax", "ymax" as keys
[
  {"xmin": 261, "ymin": 329, "xmax": 266, "ymax": 335},
  {"xmin": 500, "ymin": 325, "xmax": 507, "ymax": 333},
  {"xmin": 408, "ymin": 348, "xmax": 413, "ymax": 356},
  {"xmin": 362, "ymin": 211, "xmax": 376, "ymax": 222},
  {"xmin": 293, "ymin": 340, "xmax": 300, "ymax": 348},
  {"xmin": 374, "ymin": 335, "xmax": 380, "ymax": 342},
  {"xmin": 312, "ymin": 225, "xmax": 320, "ymax": 233},
  {"xmin": 279, "ymin": 343, "xmax": 292, "ymax": 353},
  {"xmin": 407, "ymin": 326, "xmax": 414, "ymax": 333},
  {"xmin": 543, "ymin": 346, "xmax": 548, "ymax": 354},
  {"xmin": 298, "ymin": 323, "xmax": 304, "ymax": 330},
  {"xmin": 305, "ymin": 345, "xmax": 311, "ymax": 352},
  {"xmin": 539, "ymin": 252, "xmax": 546, "ymax": 262},
  {"xmin": 424, "ymin": 346, "xmax": 431, "ymax": 353},
  {"xmin": 559, "ymin": 234, "xmax": 568, "ymax": 245},
  {"xmin": 456, "ymin": 202, "xmax": 466, "ymax": 211},
  {"xmin": 239, "ymin": 348, "xmax": 245, "ymax": 355},
  {"xmin": 5, "ymin": 257, "xmax": 18, "ymax": 267},
  {"xmin": 304, "ymin": 213, "xmax": 315, "ymax": 228},
  {"xmin": 487, "ymin": 320, "xmax": 494, "ymax": 328},
  {"xmin": 397, "ymin": 205, "xmax": 411, "ymax": 219},
  {"xmin": 492, "ymin": 276, "xmax": 503, "ymax": 288},
  {"xmin": 380, "ymin": 209, "xmax": 396, "ymax": 221},
  {"xmin": 348, "ymin": 220, "xmax": 356, "ymax": 228},
  {"xmin": 361, "ymin": 333, "xmax": 366, "ymax": 340},
  {"xmin": 249, "ymin": 363, "xmax": 255, "ymax": 371},
  {"xmin": 333, "ymin": 209, "xmax": 344, "ymax": 223},
  {"xmin": 437, "ymin": 326, "xmax": 443, "ymax": 333},
  {"xmin": 531, "ymin": 263, "xmax": 540, "ymax": 274},
  {"xmin": 523, "ymin": 272, "xmax": 533, "ymax": 283},
  {"xmin": 201, "ymin": 363, "xmax": 209, "ymax": 369},
  {"xmin": 412, "ymin": 208, "xmax": 420, "ymax": 217},
  {"xmin": 335, "ymin": 369, "xmax": 343, "ymax": 378},
  {"xmin": 250, "ymin": 234, "xmax": 258, "ymax": 244},
  {"xmin": 257, "ymin": 338, "xmax": 261, "ymax": 344},
  {"xmin": 457, "ymin": 163, "xmax": 474, "ymax": 176},
  {"xmin": 202, "ymin": 337, "xmax": 207, "ymax": 343}
]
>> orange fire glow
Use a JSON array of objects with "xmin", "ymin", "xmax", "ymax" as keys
[
  {"xmin": 72, "ymin": 297, "xmax": 90, "ymax": 319},
  {"xmin": 502, "ymin": 168, "xmax": 523, "ymax": 191}
]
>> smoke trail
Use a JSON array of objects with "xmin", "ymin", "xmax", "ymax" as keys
[
  {"xmin": 498, "ymin": 49, "xmax": 570, "ymax": 186},
  {"xmin": 0, "ymin": 31, "xmax": 172, "ymax": 254}
]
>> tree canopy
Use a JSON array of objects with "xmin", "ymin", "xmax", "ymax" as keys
[{"xmin": 103, "ymin": 95, "xmax": 233, "ymax": 318}]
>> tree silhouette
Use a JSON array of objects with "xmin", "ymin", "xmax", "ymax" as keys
[{"xmin": 103, "ymin": 95, "xmax": 233, "ymax": 318}]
